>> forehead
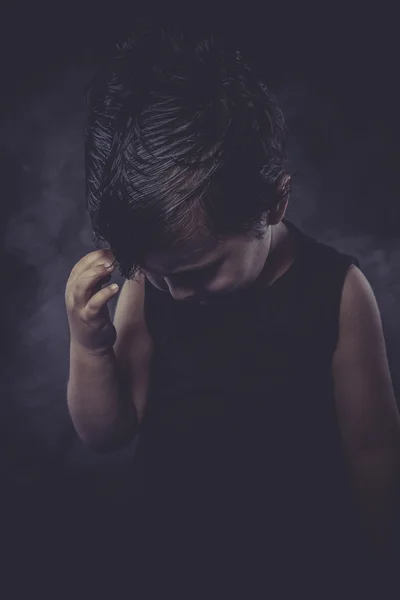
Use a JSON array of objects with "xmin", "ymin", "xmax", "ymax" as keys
[{"xmin": 143, "ymin": 236, "xmax": 224, "ymax": 275}]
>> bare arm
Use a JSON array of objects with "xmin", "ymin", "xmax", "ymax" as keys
[
  {"xmin": 113, "ymin": 275, "xmax": 154, "ymax": 428},
  {"xmin": 332, "ymin": 266, "xmax": 400, "ymax": 567},
  {"xmin": 67, "ymin": 341, "xmax": 138, "ymax": 452},
  {"xmin": 66, "ymin": 250, "xmax": 153, "ymax": 452}
]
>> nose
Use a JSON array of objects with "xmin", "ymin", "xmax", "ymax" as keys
[{"xmin": 164, "ymin": 278, "xmax": 196, "ymax": 301}]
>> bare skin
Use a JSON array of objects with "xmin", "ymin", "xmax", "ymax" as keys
[
  {"xmin": 65, "ymin": 249, "xmax": 151, "ymax": 450},
  {"xmin": 332, "ymin": 265, "xmax": 400, "ymax": 571}
]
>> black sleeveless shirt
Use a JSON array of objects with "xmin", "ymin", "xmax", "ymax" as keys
[{"xmin": 135, "ymin": 220, "xmax": 363, "ymax": 593}]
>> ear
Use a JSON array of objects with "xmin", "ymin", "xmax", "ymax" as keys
[
  {"xmin": 267, "ymin": 175, "xmax": 291, "ymax": 225},
  {"xmin": 269, "ymin": 198, "xmax": 289, "ymax": 224}
]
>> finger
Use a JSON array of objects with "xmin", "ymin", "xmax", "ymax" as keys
[
  {"xmin": 85, "ymin": 283, "xmax": 120, "ymax": 316},
  {"xmin": 72, "ymin": 263, "xmax": 116, "ymax": 307},
  {"xmin": 91, "ymin": 272, "xmax": 114, "ymax": 297},
  {"xmin": 69, "ymin": 248, "xmax": 116, "ymax": 280}
]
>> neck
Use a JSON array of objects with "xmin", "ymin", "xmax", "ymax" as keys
[{"xmin": 259, "ymin": 221, "xmax": 296, "ymax": 288}]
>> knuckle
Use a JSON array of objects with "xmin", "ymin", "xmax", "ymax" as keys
[
  {"xmin": 86, "ymin": 295, "xmax": 100, "ymax": 311},
  {"xmin": 90, "ymin": 263, "xmax": 108, "ymax": 275},
  {"xmin": 81, "ymin": 306, "xmax": 93, "ymax": 323},
  {"xmin": 95, "ymin": 248, "xmax": 113, "ymax": 260},
  {"xmin": 70, "ymin": 289, "xmax": 82, "ymax": 307},
  {"xmin": 72, "ymin": 279, "xmax": 84, "ymax": 294},
  {"xmin": 88, "ymin": 249, "xmax": 104, "ymax": 259}
]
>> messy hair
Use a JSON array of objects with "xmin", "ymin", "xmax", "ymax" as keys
[{"xmin": 84, "ymin": 22, "xmax": 291, "ymax": 280}]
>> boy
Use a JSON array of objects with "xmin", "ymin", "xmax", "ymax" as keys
[{"xmin": 65, "ymin": 23, "xmax": 400, "ymax": 596}]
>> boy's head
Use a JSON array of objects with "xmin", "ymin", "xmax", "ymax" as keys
[{"xmin": 85, "ymin": 23, "xmax": 291, "ymax": 302}]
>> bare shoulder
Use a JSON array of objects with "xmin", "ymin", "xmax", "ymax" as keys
[
  {"xmin": 333, "ymin": 264, "xmax": 386, "ymax": 365},
  {"xmin": 337, "ymin": 265, "xmax": 383, "ymax": 341},
  {"xmin": 341, "ymin": 264, "xmax": 377, "ymax": 307},
  {"xmin": 332, "ymin": 265, "xmax": 400, "ymax": 459}
]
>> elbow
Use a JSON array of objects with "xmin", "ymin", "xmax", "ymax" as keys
[
  {"xmin": 70, "ymin": 403, "xmax": 140, "ymax": 454},
  {"xmin": 76, "ymin": 417, "xmax": 140, "ymax": 454}
]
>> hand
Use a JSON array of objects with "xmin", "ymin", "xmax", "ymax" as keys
[{"xmin": 65, "ymin": 249, "xmax": 120, "ymax": 353}]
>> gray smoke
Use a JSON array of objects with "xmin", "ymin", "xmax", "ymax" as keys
[
  {"xmin": 2, "ymin": 60, "xmax": 129, "ymax": 484},
  {"xmin": 2, "ymin": 54, "xmax": 399, "ymax": 488}
]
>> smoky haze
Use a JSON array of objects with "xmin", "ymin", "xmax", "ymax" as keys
[
  {"xmin": 3, "ymin": 56, "xmax": 400, "ymax": 477},
  {"xmin": 1, "ymin": 9, "xmax": 399, "ymax": 592}
]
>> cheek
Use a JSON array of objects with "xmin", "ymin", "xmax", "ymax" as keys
[
  {"xmin": 206, "ymin": 278, "xmax": 233, "ymax": 294},
  {"xmin": 206, "ymin": 266, "xmax": 245, "ymax": 294}
]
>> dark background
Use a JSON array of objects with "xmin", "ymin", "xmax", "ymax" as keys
[{"xmin": 0, "ymin": 2, "xmax": 399, "ymax": 595}]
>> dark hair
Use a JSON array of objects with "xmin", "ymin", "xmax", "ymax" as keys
[{"xmin": 85, "ymin": 22, "xmax": 291, "ymax": 280}]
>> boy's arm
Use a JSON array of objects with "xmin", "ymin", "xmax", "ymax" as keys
[
  {"xmin": 67, "ymin": 274, "xmax": 153, "ymax": 452},
  {"xmin": 113, "ymin": 275, "xmax": 154, "ymax": 427},
  {"xmin": 332, "ymin": 266, "xmax": 400, "ymax": 565}
]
